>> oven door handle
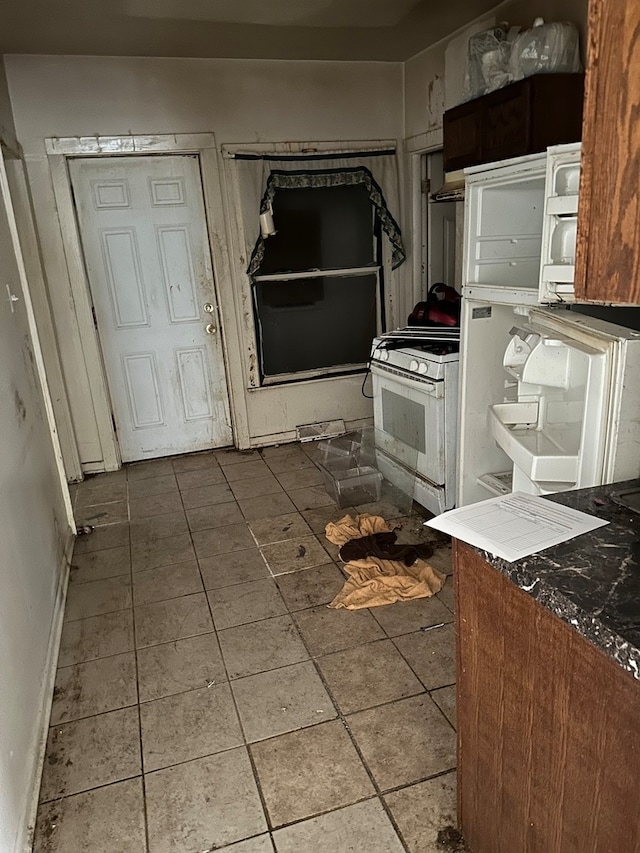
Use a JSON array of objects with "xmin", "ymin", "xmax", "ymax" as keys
[{"xmin": 371, "ymin": 364, "xmax": 444, "ymax": 397}]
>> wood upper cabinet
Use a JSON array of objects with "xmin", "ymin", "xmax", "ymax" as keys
[{"xmin": 575, "ymin": 0, "xmax": 640, "ymax": 303}]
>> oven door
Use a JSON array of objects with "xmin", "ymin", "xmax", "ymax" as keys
[{"xmin": 371, "ymin": 363, "xmax": 446, "ymax": 486}]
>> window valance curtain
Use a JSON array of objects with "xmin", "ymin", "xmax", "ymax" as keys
[{"xmin": 234, "ymin": 151, "xmax": 405, "ymax": 278}]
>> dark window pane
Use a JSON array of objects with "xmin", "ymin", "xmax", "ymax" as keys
[
  {"xmin": 259, "ymin": 184, "xmax": 374, "ymax": 274},
  {"xmin": 255, "ymin": 274, "xmax": 377, "ymax": 376}
]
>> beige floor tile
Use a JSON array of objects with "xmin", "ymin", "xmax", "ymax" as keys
[
  {"xmin": 371, "ymin": 595, "xmax": 454, "ymax": 638},
  {"xmin": 393, "ymin": 624, "xmax": 456, "ymax": 690},
  {"xmin": 218, "ymin": 615, "xmax": 308, "ymax": 679},
  {"xmin": 57, "ymin": 611, "xmax": 134, "ymax": 667},
  {"xmin": 392, "ymin": 517, "xmax": 449, "ymax": 548},
  {"xmin": 347, "ymin": 694, "xmax": 456, "ymax": 791},
  {"xmin": 251, "ymin": 719, "xmax": 374, "ymax": 827},
  {"xmin": 248, "ymin": 512, "xmax": 313, "ymax": 545},
  {"xmin": 222, "ymin": 459, "xmax": 270, "ymax": 481},
  {"xmin": 129, "ymin": 491, "xmax": 184, "ymax": 519},
  {"xmin": 199, "ymin": 548, "xmax": 271, "ymax": 589},
  {"xmin": 75, "ymin": 479, "xmax": 127, "ymax": 508},
  {"xmin": 51, "ymin": 652, "xmax": 137, "ymax": 724},
  {"xmin": 218, "ymin": 837, "xmax": 274, "ymax": 853},
  {"xmin": 293, "ymin": 605, "xmax": 385, "ymax": 657},
  {"xmin": 140, "ymin": 683, "xmax": 243, "ymax": 771},
  {"xmin": 127, "ymin": 473, "xmax": 178, "ymax": 499},
  {"xmin": 64, "ymin": 576, "xmax": 132, "ymax": 622},
  {"xmin": 431, "ymin": 685, "xmax": 456, "ymax": 729},
  {"xmin": 238, "ymin": 492, "xmax": 297, "ymax": 521},
  {"xmin": 216, "ymin": 448, "xmax": 262, "ymax": 466},
  {"xmin": 207, "ymin": 578, "xmax": 287, "ymax": 629},
  {"xmin": 192, "ymin": 522, "xmax": 255, "ymax": 559},
  {"xmin": 73, "ymin": 523, "xmax": 129, "ymax": 554},
  {"xmin": 216, "ymin": 835, "xmax": 274, "ymax": 853},
  {"xmin": 33, "ymin": 777, "xmax": 146, "ymax": 853},
  {"xmin": 429, "ymin": 542, "xmax": 453, "ymax": 576},
  {"xmin": 275, "ymin": 466, "xmax": 324, "ymax": 490},
  {"xmin": 134, "ymin": 593, "xmax": 213, "ymax": 648},
  {"xmin": 172, "ymin": 450, "xmax": 221, "ymax": 473},
  {"xmin": 39, "ymin": 707, "xmax": 141, "ymax": 801},
  {"xmin": 69, "ymin": 546, "xmax": 130, "ymax": 585},
  {"xmin": 384, "ymin": 772, "xmax": 458, "ymax": 853},
  {"xmin": 262, "ymin": 447, "xmax": 317, "ymax": 474},
  {"xmin": 300, "ymin": 504, "xmax": 357, "ymax": 533},
  {"xmin": 272, "ymin": 799, "xmax": 405, "ymax": 853},
  {"xmin": 181, "ymin": 481, "xmax": 234, "ymax": 509},
  {"xmin": 230, "ymin": 474, "xmax": 284, "ymax": 501},
  {"xmin": 438, "ymin": 578, "xmax": 455, "ymax": 612},
  {"xmin": 186, "ymin": 500, "xmax": 243, "ymax": 532},
  {"xmin": 131, "ymin": 531, "xmax": 195, "ymax": 572},
  {"xmin": 145, "ymin": 748, "xmax": 267, "ymax": 853},
  {"xmin": 137, "ymin": 633, "xmax": 227, "ymax": 702},
  {"xmin": 127, "ymin": 458, "xmax": 175, "ymax": 480},
  {"xmin": 276, "ymin": 563, "xmax": 345, "ymax": 611},
  {"xmin": 175, "ymin": 465, "xmax": 226, "ymax": 489},
  {"xmin": 132, "ymin": 560, "xmax": 203, "ymax": 605},
  {"xmin": 129, "ymin": 511, "xmax": 188, "ymax": 544},
  {"xmin": 260, "ymin": 535, "xmax": 330, "ymax": 576},
  {"xmin": 287, "ymin": 485, "xmax": 336, "ymax": 512},
  {"xmin": 231, "ymin": 661, "xmax": 336, "ymax": 743},
  {"xmin": 352, "ymin": 498, "xmax": 409, "ymax": 520},
  {"xmin": 322, "ymin": 538, "xmax": 342, "ymax": 561},
  {"xmin": 316, "ymin": 640, "xmax": 424, "ymax": 714},
  {"xmin": 78, "ymin": 500, "xmax": 128, "ymax": 528}
]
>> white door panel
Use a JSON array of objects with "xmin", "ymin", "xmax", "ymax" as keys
[{"xmin": 69, "ymin": 155, "xmax": 232, "ymax": 462}]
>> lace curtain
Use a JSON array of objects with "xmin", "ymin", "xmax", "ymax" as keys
[{"xmin": 233, "ymin": 151, "xmax": 405, "ymax": 278}]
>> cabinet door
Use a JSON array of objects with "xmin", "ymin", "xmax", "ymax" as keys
[{"xmin": 575, "ymin": 0, "xmax": 640, "ymax": 303}]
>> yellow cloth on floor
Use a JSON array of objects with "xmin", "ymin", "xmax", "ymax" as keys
[
  {"xmin": 325, "ymin": 513, "xmax": 446, "ymax": 610},
  {"xmin": 325, "ymin": 512, "xmax": 394, "ymax": 546}
]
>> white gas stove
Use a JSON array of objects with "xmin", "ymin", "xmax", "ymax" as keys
[{"xmin": 369, "ymin": 327, "xmax": 460, "ymax": 515}]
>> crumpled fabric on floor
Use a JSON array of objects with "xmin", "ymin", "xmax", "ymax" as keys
[
  {"xmin": 339, "ymin": 531, "xmax": 433, "ymax": 567},
  {"xmin": 325, "ymin": 513, "xmax": 446, "ymax": 610}
]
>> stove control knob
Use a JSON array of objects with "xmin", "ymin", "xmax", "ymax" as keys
[
  {"xmin": 418, "ymin": 362, "xmax": 428, "ymax": 374},
  {"xmin": 380, "ymin": 350, "xmax": 389, "ymax": 361},
  {"xmin": 409, "ymin": 359, "xmax": 419, "ymax": 372}
]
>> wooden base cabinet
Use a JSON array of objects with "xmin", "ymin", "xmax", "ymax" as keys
[{"xmin": 454, "ymin": 540, "xmax": 640, "ymax": 853}]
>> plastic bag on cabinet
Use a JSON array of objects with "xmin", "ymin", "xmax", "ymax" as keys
[{"xmin": 508, "ymin": 18, "xmax": 582, "ymax": 82}]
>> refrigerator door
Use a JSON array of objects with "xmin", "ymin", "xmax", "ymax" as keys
[
  {"xmin": 538, "ymin": 143, "xmax": 581, "ymax": 303},
  {"xmin": 489, "ymin": 329, "xmax": 609, "ymax": 493}
]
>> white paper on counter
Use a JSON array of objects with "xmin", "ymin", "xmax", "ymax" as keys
[{"xmin": 425, "ymin": 492, "xmax": 609, "ymax": 562}]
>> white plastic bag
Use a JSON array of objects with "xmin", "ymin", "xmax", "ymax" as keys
[
  {"xmin": 509, "ymin": 18, "xmax": 582, "ymax": 82},
  {"xmin": 463, "ymin": 25, "xmax": 518, "ymax": 101}
]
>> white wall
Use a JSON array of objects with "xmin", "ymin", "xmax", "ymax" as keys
[
  {"xmin": 5, "ymin": 55, "xmax": 404, "ymax": 459},
  {"xmin": 0, "ymin": 63, "xmax": 72, "ymax": 853}
]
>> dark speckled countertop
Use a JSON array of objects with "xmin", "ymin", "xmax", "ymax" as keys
[{"xmin": 474, "ymin": 479, "xmax": 640, "ymax": 680}]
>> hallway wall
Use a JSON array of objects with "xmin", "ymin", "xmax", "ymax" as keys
[{"xmin": 0, "ymin": 58, "xmax": 72, "ymax": 853}]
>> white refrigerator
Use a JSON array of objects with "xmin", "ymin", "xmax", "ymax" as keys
[{"xmin": 457, "ymin": 144, "xmax": 640, "ymax": 506}]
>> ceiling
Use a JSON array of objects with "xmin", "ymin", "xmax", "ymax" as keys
[{"xmin": 0, "ymin": 0, "xmax": 499, "ymax": 61}]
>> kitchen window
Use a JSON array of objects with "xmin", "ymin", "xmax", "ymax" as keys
[
  {"xmin": 230, "ymin": 147, "xmax": 406, "ymax": 387},
  {"xmin": 252, "ymin": 180, "xmax": 382, "ymax": 381}
]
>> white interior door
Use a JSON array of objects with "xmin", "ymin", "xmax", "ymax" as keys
[{"xmin": 69, "ymin": 155, "xmax": 232, "ymax": 462}]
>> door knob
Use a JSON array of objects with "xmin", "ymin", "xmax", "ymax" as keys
[{"xmin": 205, "ymin": 323, "xmax": 217, "ymax": 335}]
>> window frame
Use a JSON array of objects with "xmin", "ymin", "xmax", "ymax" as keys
[{"xmin": 251, "ymin": 187, "xmax": 385, "ymax": 385}]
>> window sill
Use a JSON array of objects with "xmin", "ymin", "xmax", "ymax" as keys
[{"xmin": 249, "ymin": 363, "xmax": 369, "ymax": 389}]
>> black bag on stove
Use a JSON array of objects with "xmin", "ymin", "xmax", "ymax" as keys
[{"xmin": 408, "ymin": 283, "xmax": 460, "ymax": 327}]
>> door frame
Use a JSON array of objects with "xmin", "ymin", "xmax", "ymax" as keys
[{"xmin": 46, "ymin": 133, "xmax": 248, "ymax": 472}]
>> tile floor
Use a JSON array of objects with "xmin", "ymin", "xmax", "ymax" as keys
[{"xmin": 34, "ymin": 442, "xmax": 458, "ymax": 853}]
